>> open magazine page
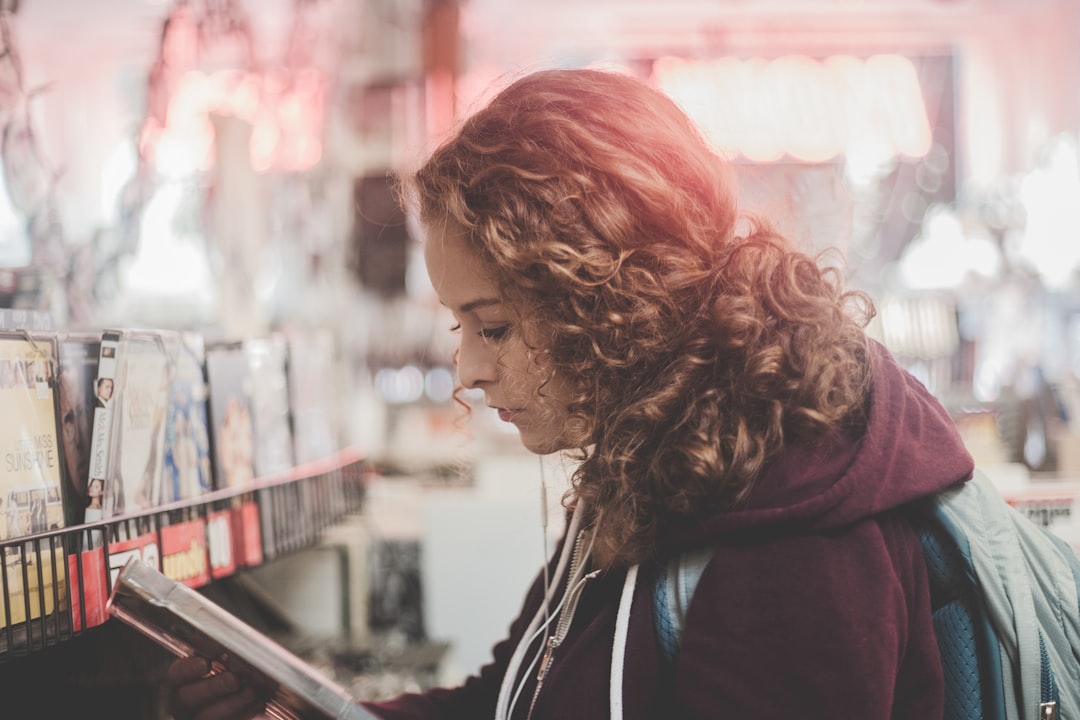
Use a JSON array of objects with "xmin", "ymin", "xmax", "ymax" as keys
[{"xmin": 108, "ymin": 557, "xmax": 377, "ymax": 720}]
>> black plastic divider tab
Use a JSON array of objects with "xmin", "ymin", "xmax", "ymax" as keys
[{"xmin": 0, "ymin": 546, "xmax": 11, "ymax": 656}]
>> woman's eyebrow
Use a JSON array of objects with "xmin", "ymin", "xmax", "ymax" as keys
[{"xmin": 459, "ymin": 298, "xmax": 501, "ymax": 313}]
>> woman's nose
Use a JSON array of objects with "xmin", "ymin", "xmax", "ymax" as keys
[{"xmin": 456, "ymin": 335, "xmax": 496, "ymax": 389}]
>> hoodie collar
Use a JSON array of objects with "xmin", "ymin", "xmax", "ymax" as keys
[{"xmin": 662, "ymin": 341, "xmax": 974, "ymax": 551}]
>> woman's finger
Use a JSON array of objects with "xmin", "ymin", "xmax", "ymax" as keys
[
  {"xmin": 172, "ymin": 671, "xmax": 246, "ymax": 717},
  {"xmin": 167, "ymin": 655, "xmax": 211, "ymax": 686}
]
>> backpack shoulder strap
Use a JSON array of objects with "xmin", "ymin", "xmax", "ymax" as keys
[
  {"xmin": 653, "ymin": 544, "xmax": 715, "ymax": 664},
  {"xmin": 930, "ymin": 469, "xmax": 1080, "ymax": 720}
]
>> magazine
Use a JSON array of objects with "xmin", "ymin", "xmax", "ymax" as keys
[{"xmin": 107, "ymin": 557, "xmax": 376, "ymax": 720}]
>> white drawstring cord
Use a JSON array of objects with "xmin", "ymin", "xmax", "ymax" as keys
[
  {"xmin": 610, "ymin": 564, "xmax": 639, "ymax": 720},
  {"xmin": 495, "ymin": 501, "xmax": 586, "ymax": 720}
]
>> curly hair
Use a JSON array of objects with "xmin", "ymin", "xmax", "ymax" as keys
[{"xmin": 408, "ymin": 68, "xmax": 875, "ymax": 566}]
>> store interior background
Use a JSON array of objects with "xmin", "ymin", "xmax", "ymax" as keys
[{"xmin": 3, "ymin": 0, "xmax": 1080, "ymax": 714}]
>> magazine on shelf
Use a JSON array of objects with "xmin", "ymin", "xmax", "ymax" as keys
[
  {"xmin": 108, "ymin": 557, "xmax": 376, "ymax": 720},
  {"xmin": 162, "ymin": 332, "xmax": 213, "ymax": 504},
  {"xmin": 91, "ymin": 329, "xmax": 174, "ymax": 520},
  {"xmin": 56, "ymin": 332, "xmax": 101, "ymax": 526},
  {"xmin": 205, "ymin": 341, "xmax": 256, "ymax": 490}
]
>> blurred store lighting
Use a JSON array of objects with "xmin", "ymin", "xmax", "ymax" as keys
[
  {"xmin": 652, "ymin": 54, "xmax": 931, "ymax": 163},
  {"xmin": 123, "ymin": 181, "xmax": 216, "ymax": 313},
  {"xmin": 1014, "ymin": 134, "xmax": 1080, "ymax": 289},
  {"xmin": 424, "ymin": 366, "xmax": 455, "ymax": 404},
  {"xmin": 100, "ymin": 141, "xmax": 138, "ymax": 225},
  {"xmin": 375, "ymin": 365, "xmax": 426, "ymax": 405},
  {"xmin": 898, "ymin": 204, "xmax": 1002, "ymax": 290},
  {"xmin": 0, "ymin": 165, "xmax": 29, "ymax": 267}
]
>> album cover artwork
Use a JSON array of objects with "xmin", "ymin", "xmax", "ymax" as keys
[
  {"xmin": 108, "ymin": 557, "xmax": 375, "ymax": 720},
  {"xmin": 246, "ymin": 334, "xmax": 295, "ymax": 478},
  {"xmin": 162, "ymin": 332, "xmax": 213, "ymax": 504},
  {"xmin": 96, "ymin": 330, "xmax": 173, "ymax": 519},
  {"xmin": 205, "ymin": 341, "xmax": 255, "ymax": 490},
  {"xmin": 56, "ymin": 332, "xmax": 101, "ymax": 526},
  {"xmin": 0, "ymin": 331, "xmax": 67, "ymax": 540}
]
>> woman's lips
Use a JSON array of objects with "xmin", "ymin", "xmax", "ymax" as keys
[{"xmin": 497, "ymin": 408, "xmax": 522, "ymax": 422}]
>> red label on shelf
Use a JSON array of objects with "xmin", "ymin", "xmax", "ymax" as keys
[
  {"xmin": 68, "ymin": 547, "xmax": 107, "ymax": 631},
  {"xmin": 161, "ymin": 519, "xmax": 210, "ymax": 588},
  {"xmin": 233, "ymin": 500, "xmax": 263, "ymax": 568}
]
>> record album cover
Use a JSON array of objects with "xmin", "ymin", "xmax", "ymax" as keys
[
  {"xmin": 85, "ymin": 331, "xmax": 120, "ymax": 524},
  {"xmin": 162, "ymin": 332, "xmax": 213, "ymax": 504},
  {"xmin": 205, "ymin": 341, "xmax": 255, "ymax": 490},
  {"xmin": 0, "ymin": 332, "xmax": 66, "ymax": 540},
  {"xmin": 56, "ymin": 332, "xmax": 101, "ymax": 526},
  {"xmin": 246, "ymin": 334, "xmax": 295, "ymax": 478},
  {"xmin": 96, "ymin": 330, "xmax": 173, "ymax": 518},
  {"xmin": 108, "ymin": 557, "xmax": 375, "ymax": 720}
]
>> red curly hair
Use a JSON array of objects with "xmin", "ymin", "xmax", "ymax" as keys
[{"xmin": 409, "ymin": 68, "xmax": 875, "ymax": 566}]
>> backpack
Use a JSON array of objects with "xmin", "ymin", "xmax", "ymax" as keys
[{"xmin": 653, "ymin": 469, "xmax": 1080, "ymax": 720}]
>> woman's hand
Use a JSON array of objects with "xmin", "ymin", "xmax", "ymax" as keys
[{"xmin": 167, "ymin": 655, "xmax": 267, "ymax": 720}]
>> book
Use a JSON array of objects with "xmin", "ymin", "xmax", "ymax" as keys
[
  {"xmin": 108, "ymin": 557, "xmax": 376, "ymax": 720},
  {"xmin": 0, "ymin": 331, "xmax": 67, "ymax": 539},
  {"xmin": 91, "ymin": 330, "xmax": 174, "ymax": 519},
  {"xmin": 56, "ymin": 332, "xmax": 101, "ymax": 526},
  {"xmin": 162, "ymin": 332, "xmax": 213, "ymax": 504},
  {"xmin": 205, "ymin": 341, "xmax": 256, "ymax": 490}
]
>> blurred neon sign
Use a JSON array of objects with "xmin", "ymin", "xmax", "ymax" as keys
[{"xmin": 651, "ymin": 54, "xmax": 933, "ymax": 163}]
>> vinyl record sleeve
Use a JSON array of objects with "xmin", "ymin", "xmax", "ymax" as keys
[
  {"xmin": 107, "ymin": 557, "xmax": 376, "ymax": 720},
  {"xmin": 0, "ymin": 331, "xmax": 67, "ymax": 540},
  {"xmin": 56, "ymin": 332, "xmax": 101, "ymax": 525},
  {"xmin": 205, "ymin": 341, "xmax": 256, "ymax": 490},
  {"xmin": 162, "ymin": 332, "xmax": 213, "ymax": 503},
  {"xmin": 91, "ymin": 329, "xmax": 173, "ymax": 519},
  {"xmin": 246, "ymin": 334, "xmax": 295, "ymax": 478}
]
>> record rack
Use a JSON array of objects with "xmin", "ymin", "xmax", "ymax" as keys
[{"xmin": 0, "ymin": 445, "xmax": 368, "ymax": 663}]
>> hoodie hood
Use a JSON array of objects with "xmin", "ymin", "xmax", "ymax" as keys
[{"xmin": 664, "ymin": 340, "xmax": 974, "ymax": 550}]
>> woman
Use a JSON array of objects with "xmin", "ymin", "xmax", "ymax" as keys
[{"xmin": 169, "ymin": 68, "xmax": 973, "ymax": 719}]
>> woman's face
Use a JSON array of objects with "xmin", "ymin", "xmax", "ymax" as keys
[{"xmin": 424, "ymin": 227, "xmax": 575, "ymax": 454}]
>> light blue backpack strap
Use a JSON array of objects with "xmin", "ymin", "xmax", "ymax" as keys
[
  {"xmin": 653, "ymin": 545, "xmax": 716, "ymax": 664},
  {"xmin": 933, "ymin": 470, "xmax": 1080, "ymax": 720}
]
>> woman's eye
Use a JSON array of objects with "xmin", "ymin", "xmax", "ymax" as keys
[
  {"xmin": 449, "ymin": 323, "xmax": 462, "ymax": 333},
  {"xmin": 479, "ymin": 325, "xmax": 510, "ymax": 341}
]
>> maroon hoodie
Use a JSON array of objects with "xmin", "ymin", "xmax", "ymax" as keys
[{"xmin": 364, "ymin": 342, "xmax": 975, "ymax": 719}]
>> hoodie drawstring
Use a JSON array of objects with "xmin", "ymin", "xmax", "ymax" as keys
[{"xmin": 610, "ymin": 563, "xmax": 639, "ymax": 720}]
